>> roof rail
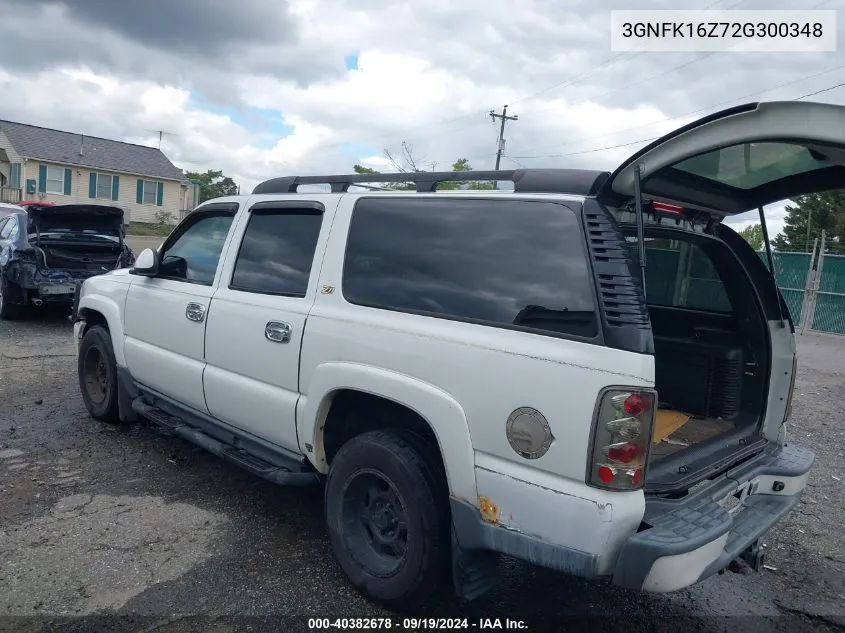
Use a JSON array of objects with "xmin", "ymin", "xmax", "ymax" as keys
[{"xmin": 252, "ymin": 168, "xmax": 611, "ymax": 196}]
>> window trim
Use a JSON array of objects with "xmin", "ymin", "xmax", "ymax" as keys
[
  {"xmin": 45, "ymin": 166, "xmax": 65, "ymax": 195},
  {"xmin": 227, "ymin": 200, "xmax": 325, "ymax": 298},
  {"xmin": 155, "ymin": 203, "xmax": 239, "ymax": 286},
  {"xmin": 339, "ymin": 195, "xmax": 602, "ymax": 344},
  {"xmin": 94, "ymin": 172, "xmax": 114, "ymax": 200},
  {"xmin": 141, "ymin": 179, "xmax": 159, "ymax": 205}
]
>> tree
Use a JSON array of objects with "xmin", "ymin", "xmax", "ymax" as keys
[
  {"xmin": 185, "ymin": 169, "xmax": 239, "ymax": 203},
  {"xmin": 772, "ymin": 191, "xmax": 845, "ymax": 253},
  {"xmin": 353, "ymin": 146, "xmax": 495, "ymax": 191},
  {"xmin": 739, "ymin": 223, "xmax": 764, "ymax": 251}
]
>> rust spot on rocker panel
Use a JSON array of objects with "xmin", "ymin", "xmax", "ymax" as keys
[{"xmin": 478, "ymin": 496, "xmax": 501, "ymax": 525}]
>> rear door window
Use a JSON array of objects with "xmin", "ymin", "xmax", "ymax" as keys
[
  {"xmin": 230, "ymin": 207, "xmax": 324, "ymax": 297},
  {"xmin": 343, "ymin": 197, "xmax": 598, "ymax": 339}
]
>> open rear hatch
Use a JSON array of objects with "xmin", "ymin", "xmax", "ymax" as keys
[
  {"xmin": 27, "ymin": 204, "xmax": 126, "ymax": 270},
  {"xmin": 596, "ymin": 100, "xmax": 845, "ymax": 492}
]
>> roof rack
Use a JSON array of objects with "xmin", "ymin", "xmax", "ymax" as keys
[{"xmin": 252, "ymin": 168, "xmax": 611, "ymax": 195}]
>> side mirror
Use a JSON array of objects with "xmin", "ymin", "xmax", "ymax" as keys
[{"xmin": 130, "ymin": 248, "xmax": 158, "ymax": 276}]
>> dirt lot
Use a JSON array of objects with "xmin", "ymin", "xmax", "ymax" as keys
[{"xmin": 1, "ymin": 311, "xmax": 843, "ymax": 633}]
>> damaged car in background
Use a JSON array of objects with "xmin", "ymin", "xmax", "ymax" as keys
[{"xmin": 0, "ymin": 203, "xmax": 134, "ymax": 319}]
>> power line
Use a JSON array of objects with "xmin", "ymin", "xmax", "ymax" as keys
[
  {"xmin": 517, "ymin": 64, "xmax": 845, "ymax": 155},
  {"xmin": 794, "ymin": 82, "xmax": 845, "ymax": 100},
  {"xmin": 510, "ymin": 78, "xmax": 845, "ymax": 160},
  {"xmin": 302, "ymin": 0, "xmax": 750, "ymax": 160}
]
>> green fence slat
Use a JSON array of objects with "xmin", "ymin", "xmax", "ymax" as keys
[{"xmin": 812, "ymin": 254, "xmax": 845, "ymax": 334}]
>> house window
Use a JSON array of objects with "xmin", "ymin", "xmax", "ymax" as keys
[
  {"xmin": 45, "ymin": 167, "xmax": 65, "ymax": 194},
  {"xmin": 95, "ymin": 173, "xmax": 113, "ymax": 200},
  {"xmin": 142, "ymin": 180, "xmax": 158, "ymax": 205}
]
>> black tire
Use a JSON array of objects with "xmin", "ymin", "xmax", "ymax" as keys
[
  {"xmin": 324, "ymin": 429, "xmax": 450, "ymax": 610},
  {"xmin": 78, "ymin": 325, "xmax": 121, "ymax": 423},
  {"xmin": 0, "ymin": 279, "xmax": 23, "ymax": 320}
]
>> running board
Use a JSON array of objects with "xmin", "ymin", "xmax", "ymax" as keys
[{"xmin": 131, "ymin": 398, "xmax": 320, "ymax": 487}]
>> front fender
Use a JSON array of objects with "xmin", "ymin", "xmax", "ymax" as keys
[
  {"xmin": 77, "ymin": 292, "xmax": 126, "ymax": 366},
  {"xmin": 299, "ymin": 362, "xmax": 477, "ymax": 504}
]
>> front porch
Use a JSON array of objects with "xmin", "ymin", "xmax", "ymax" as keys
[{"xmin": 0, "ymin": 185, "xmax": 22, "ymax": 203}]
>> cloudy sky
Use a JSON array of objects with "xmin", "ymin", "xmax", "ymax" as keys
[{"xmin": 1, "ymin": 0, "xmax": 843, "ymax": 236}]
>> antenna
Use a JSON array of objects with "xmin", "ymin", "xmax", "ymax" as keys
[{"xmin": 144, "ymin": 128, "xmax": 178, "ymax": 149}]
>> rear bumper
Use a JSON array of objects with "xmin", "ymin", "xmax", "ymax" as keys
[{"xmin": 612, "ymin": 443, "xmax": 815, "ymax": 592}]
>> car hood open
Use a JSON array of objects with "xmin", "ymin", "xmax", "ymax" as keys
[
  {"xmin": 597, "ymin": 100, "xmax": 845, "ymax": 217},
  {"xmin": 26, "ymin": 204, "xmax": 125, "ymax": 240}
]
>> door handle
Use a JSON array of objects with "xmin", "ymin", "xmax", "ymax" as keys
[
  {"xmin": 265, "ymin": 320, "xmax": 292, "ymax": 344},
  {"xmin": 186, "ymin": 302, "xmax": 206, "ymax": 322}
]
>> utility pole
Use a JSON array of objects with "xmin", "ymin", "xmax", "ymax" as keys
[{"xmin": 489, "ymin": 105, "xmax": 518, "ymax": 170}]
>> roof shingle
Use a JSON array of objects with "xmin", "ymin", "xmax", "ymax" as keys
[{"xmin": 0, "ymin": 120, "xmax": 186, "ymax": 182}]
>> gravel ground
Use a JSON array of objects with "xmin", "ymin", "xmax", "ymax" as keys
[{"xmin": 0, "ymin": 311, "xmax": 843, "ymax": 633}]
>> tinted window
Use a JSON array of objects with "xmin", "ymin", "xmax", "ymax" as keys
[
  {"xmin": 673, "ymin": 142, "xmax": 829, "ymax": 190},
  {"xmin": 0, "ymin": 218, "xmax": 10, "ymax": 239},
  {"xmin": 160, "ymin": 212, "xmax": 235, "ymax": 284},
  {"xmin": 343, "ymin": 197, "xmax": 598, "ymax": 338},
  {"xmin": 626, "ymin": 236, "xmax": 733, "ymax": 313},
  {"xmin": 230, "ymin": 208, "xmax": 323, "ymax": 296}
]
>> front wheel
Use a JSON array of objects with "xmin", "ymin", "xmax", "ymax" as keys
[
  {"xmin": 78, "ymin": 325, "xmax": 121, "ymax": 423},
  {"xmin": 324, "ymin": 430, "xmax": 449, "ymax": 610},
  {"xmin": 0, "ymin": 279, "xmax": 23, "ymax": 320}
]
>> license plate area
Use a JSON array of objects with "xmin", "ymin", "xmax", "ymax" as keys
[
  {"xmin": 39, "ymin": 283, "xmax": 76, "ymax": 296},
  {"xmin": 717, "ymin": 477, "xmax": 759, "ymax": 516}
]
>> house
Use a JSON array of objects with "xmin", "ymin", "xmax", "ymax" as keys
[{"xmin": 0, "ymin": 119, "xmax": 200, "ymax": 223}]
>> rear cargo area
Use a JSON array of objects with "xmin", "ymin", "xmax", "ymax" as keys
[
  {"xmin": 39, "ymin": 243, "xmax": 124, "ymax": 270},
  {"xmin": 623, "ymin": 226, "xmax": 771, "ymax": 481}
]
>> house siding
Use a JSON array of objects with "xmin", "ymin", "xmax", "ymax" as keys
[
  {"xmin": 0, "ymin": 131, "xmax": 22, "ymax": 185},
  {"xmin": 22, "ymin": 161, "xmax": 183, "ymax": 223}
]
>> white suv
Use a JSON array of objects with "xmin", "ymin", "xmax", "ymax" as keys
[{"xmin": 73, "ymin": 101, "xmax": 833, "ymax": 608}]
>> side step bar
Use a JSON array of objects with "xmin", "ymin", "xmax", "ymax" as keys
[{"xmin": 131, "ymin": 398, "xmax": 320, "ymax": 487}]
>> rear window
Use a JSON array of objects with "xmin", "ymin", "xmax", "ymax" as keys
[
  {"xmin": 626, "ymin": 236, "xmax": 733, "ymax": 313},
  {"xmin": 342, "ymin": 197, "xmax": 598, "ymax": 339},
  {"xmin": 672, "ymin": 142, "xmax": 830, "ymax": 190}
]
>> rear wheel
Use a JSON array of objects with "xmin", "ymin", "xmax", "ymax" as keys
[
  {"xmin": 324, "ymin": 429, "xmax": 449, "ymax": 610},
  {"xmin": 78, "ymin": 325, "xmax": 120, "ymax": 423}
]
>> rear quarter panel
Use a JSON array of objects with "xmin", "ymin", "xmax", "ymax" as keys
[{"xmin": 298, "ymin": 193, "xmax": 655, "ymax": 504}]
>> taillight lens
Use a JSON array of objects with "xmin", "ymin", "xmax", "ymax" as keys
[{"xmin": 588, "ymin": 388, "xmax": 656, "ymax": 490}]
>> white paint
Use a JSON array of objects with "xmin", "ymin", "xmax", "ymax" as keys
[
  {"xmin": 763, "ymin": 320, "xmax": 797, "ymax": 442},
  {"xmin": 474, "ymin": 457, "xmax": 646, "ymax": 575},
  {"xmin": 641, "ymin": 532, "xmax": 729, "ymax": 592}
]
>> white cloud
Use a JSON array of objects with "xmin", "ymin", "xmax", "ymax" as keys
[{"xmin": 0, "ymin": 0, "xmax": 843, "ymax": 221}]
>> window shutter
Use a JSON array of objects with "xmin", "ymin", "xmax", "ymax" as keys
[
  {"xmin": 89, "ymin": 173, "xmax": 97, "ymax": 199},
  {"xmin": 64, "ymin": 168, "xmax": 72, "ymax": 195},
  {"xmin": 136, "ymin": 179, "xmax": 144, "ymax": 204},
  {"xmin": 156, "ymin": 182, "xmax": 164, "ymax": 206},
  {"xmin": 38, "ymin": 164, "xmax": 47, "ymax": 193},
  {"xmin": 111, "ymin": 175, "xmax": 120, "ymax": 201},
  {"xmin": 9, "ymin": 163, "xmax": 20, "ymax": 189}
]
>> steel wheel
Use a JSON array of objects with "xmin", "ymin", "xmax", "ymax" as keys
[
  {"xmin": 342, "ymin": 469, "xmax": 410, "ymax": 577},
  {"xmin": 82, "ymin": 346, "xmax": 110, "ymax": 406}
]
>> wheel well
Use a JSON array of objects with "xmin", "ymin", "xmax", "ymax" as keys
[
  {"xmin": 79, "ymin": 308, "xmax": 108, "ymax": 335},
  {"xmin": 322, "ymin": 390, "xmax": 447, "ymax": 481}
]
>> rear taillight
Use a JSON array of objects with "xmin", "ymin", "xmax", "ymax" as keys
[{"xmin": 588, "ymin": 388, "xmax": 656, "ymax": 490}]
